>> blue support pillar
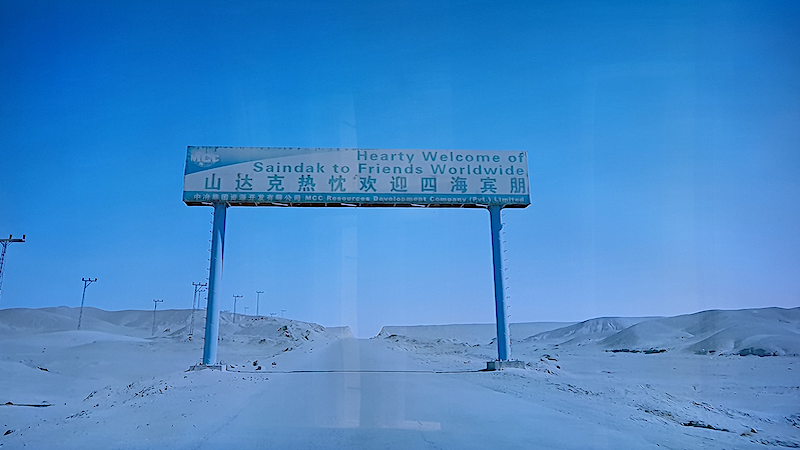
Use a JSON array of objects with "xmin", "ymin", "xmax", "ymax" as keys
[
  {"xmin": 489, "ymin": 205, "xmax": 511, "ymax": 361},
  {"xmin": 202, "ymin": 202, "xmax": 227, "ymax": 366}
]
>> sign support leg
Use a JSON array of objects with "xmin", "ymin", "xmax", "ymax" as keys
[
  {"xmin": 489, "ymin": 205, "xmax": 511, "ymax": 362},
  {"xmin": 201, "ymin": 202, "xmax": 227, "ymax": 367}
]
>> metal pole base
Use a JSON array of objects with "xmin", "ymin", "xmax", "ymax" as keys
[
  {"xmin": 188, "ymin": 364, "xmax": 226, "ymax": 372},
  {"xmin": 486, "ymin": 360, "xmax": 527, "ymax": 371}
]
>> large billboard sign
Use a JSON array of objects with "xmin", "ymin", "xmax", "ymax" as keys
[{"xmin": 183, "ymin": 147, "xmax": 530, "ymax": 208}]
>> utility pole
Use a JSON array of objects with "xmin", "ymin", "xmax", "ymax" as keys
[
  {"xmin": 232, "ymin": 294, "xmax": 243, "ymax": 323},
  {"xmin": 244, "ymin": 306, "xmax": 249, "ymax": 316},
  {"xmin": 77, "ymin": 277, "xmax": 97, "ymax": 330},
  {"xmin": 0, "ymin": 234, "xmax": 25, "ymax": 303},
  {"xmin": 190, "ymin": 281, "xmax": 207, "ymax": 337},
  {"xmin": 255, "ymin": 290, "xmax": 264, "ymax": 317},
  {"xmin": 281, "ymin": 309, "xmax": 286, "ymax": 318},
  {"xmin": 152, "ymin": 299, "xmax": 164, "ymax": 335}
]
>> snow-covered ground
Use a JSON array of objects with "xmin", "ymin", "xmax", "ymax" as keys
[{"xmin": 1, "ymin": 306, "xmax": 798, "ymax": 449}]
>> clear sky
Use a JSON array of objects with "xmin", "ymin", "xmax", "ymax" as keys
[{"xmin": 1, "ymin": 1, "xmax": 798, "ymax": 337}]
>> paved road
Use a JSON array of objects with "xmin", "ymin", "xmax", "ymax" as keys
[{"xmin": 191, "ymin": 338, "xmax": 640, "ymax": 450}]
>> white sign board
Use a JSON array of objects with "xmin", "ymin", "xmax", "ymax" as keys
[{"xmin": 183, "ymin": 147, "xmax": 530, "ymax": 208}]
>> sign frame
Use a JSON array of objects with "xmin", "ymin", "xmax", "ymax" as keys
[
  {"xmin": 183, "ymin": 146, "xmax": 530, "ymax": 208},
  {"xmin": 185, "ymin": 146, "xmax": 529, "ymax": 370}
]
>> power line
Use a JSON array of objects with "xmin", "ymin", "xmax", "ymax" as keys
[
  {"xmin": 0, "ymin": 234, "xmax": 25, "ymax": 304},
  {"xmin": 77, "ymin": 277, "xmax": 97, "ymax": 330}
]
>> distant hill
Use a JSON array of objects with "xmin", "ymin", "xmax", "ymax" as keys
[
  {"xmin": 3, "ymin": 306, "xmax": 798, "ymax": 356},
  {"xmin": 377, "ymin": 322, "xmax": 573, "ymax": 344},
  {"xmin": 0, "ymin": 306, "xmax": 352, "ymax": 344},
  {"xmin": 521, "ymin": 307, "xmax": 800, "ymax": 356}
]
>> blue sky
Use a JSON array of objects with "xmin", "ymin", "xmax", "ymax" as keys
[{"xmin": 1, "ymin": 1, "xmax": 798, "ymax": 337}]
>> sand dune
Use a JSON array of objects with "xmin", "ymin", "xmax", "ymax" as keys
[{"xmin": 509, "ymin": 307, "xmax": 800, "ymax": 356}]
